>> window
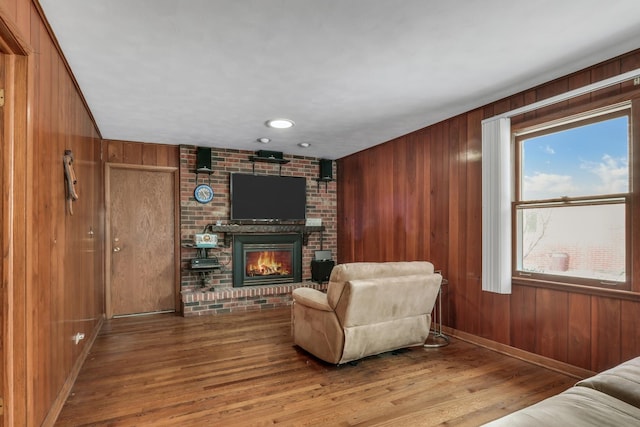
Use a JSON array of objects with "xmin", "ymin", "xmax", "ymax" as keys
[{"xmin": 514, "ymin": 105, "xmax": 630, "ymax": 289}]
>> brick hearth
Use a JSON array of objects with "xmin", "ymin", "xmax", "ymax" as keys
[{"xmin": 181, "ymin": 281, "xmax": 328, "ymax": 316}]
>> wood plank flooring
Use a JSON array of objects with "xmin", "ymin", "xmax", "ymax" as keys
[{"xmin": 55, "ymin": 308, "xmax": 578, "ymax": 426}]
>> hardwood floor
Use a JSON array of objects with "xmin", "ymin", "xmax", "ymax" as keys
[{"xmin": 55, "ymin": 308, "xmax": 578, "ymax": 426}]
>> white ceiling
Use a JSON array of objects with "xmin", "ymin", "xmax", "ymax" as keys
[{"xmin": 39, "ymin": 0, "xmax": 640, "ymax": 160}]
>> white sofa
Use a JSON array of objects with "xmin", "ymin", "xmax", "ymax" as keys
[{"xmin": 483, "ymin": 356, "xmax": 640, "ymax": 426}]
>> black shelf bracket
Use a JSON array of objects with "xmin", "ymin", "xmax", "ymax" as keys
[
  {"xmin": 195, "ymin": 167, "xmax": 213, "ymax": 185},
  {"xmin": 315, "ymin": 177, "xmax": 333, "ymax": 192}
]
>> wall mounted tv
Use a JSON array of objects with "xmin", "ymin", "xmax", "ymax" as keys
[{"xmin": 230, "ymin": 173, "xmax": 307, "ymax": 222}]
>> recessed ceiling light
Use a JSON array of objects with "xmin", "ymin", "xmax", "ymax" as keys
[
  {"xmin": 298, "ymin": 142, "xmax": 311, "ymax": 148},
  {"xmin": 265, "ymin": 118, "xmax": 295, "ymax": 129},
  {"xmin": 257, "ymin": 137, "xmax": 271, "ymax": 143}
]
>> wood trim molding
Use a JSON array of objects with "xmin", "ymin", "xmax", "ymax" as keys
[
  {"xmin": 486, "ymin": 68, "xmax": 640, "ymax": 122},
  {"xmin": 443, "ymin": 326, "xmax": 596, "ymax": 380},
  {"xmin": 0, "ymin": 5, "xmax": 30, "ymax": 55},
  {"xmin": 173, "ymin": 166, "xmax": 181, "ymax": 314},
  {"xmin": 512, "ymin": 277, "xmax": 640, "ymax": 302},
  {"xmin": 0, "ymin": 32, "xmax": 31, "ymax": 426}
]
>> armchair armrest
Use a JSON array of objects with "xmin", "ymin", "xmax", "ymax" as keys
[{"xmin": 292, "ymin": 287, "xmax": 332, "ymax": 312}]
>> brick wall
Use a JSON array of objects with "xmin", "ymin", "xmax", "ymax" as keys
[
  {"xmin": 182, "ymin": 282, "xmax": 328, "ymax": 316},
  {"xmin": 179, "ymin": 145, "xmax": 337, "ymax": 315}
]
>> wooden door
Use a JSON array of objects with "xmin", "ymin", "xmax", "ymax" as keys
[{"xmin": 106, "ymin": 164, "xmax": 178, "ymax": 317}]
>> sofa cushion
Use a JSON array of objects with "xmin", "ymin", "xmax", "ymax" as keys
[
  {"xmin": 576, "ymin": 356, "xmax": 640, "ymax": 409},
  {"xmin": 482, "ymin": 386, "xmax": 640, "ymax": 426}
]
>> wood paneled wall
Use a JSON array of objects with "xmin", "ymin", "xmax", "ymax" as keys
[
  {"xmin": 103, "ymin": 139, "xmax": 180, "ymax": 168},
  {"xmin": 1, "ymin": 1, "xmax": 103, "ymax": 426},
  {"xmin": 338, "ymin": 49, "xmax": 640, "ymax": 373}
]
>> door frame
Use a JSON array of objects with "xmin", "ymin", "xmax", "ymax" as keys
[
  {"xmin": 0, "ymin": 12, "xmax": 32, "ymax": 427},
  {"xmin": 104, "ymin": 163, "xmax": 180, "ymax": 318}
]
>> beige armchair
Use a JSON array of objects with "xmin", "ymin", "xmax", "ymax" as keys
[{"xmin": 291, "ymin": 261, "xmax": 442, "ymax": 364}]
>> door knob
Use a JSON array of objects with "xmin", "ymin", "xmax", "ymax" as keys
[{"xmin": 113, "ymin": 247, "xmax": 121, "ymax": 252}]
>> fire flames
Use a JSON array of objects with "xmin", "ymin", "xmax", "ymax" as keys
[{"xmin": 246, "ymin": 251, "xmax": 291, "ymax": 277}]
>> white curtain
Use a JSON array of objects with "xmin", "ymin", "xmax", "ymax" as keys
[{"xmin": 481, "ymin": 117, "xmax": 512, "ymax": 294}]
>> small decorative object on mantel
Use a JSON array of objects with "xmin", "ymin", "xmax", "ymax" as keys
[
  {"xmin": 63, "ymin": 149, "xmax": 79, "ymax": 215},
  {"xmin": 305, "ymin": 218, "xmax": 322, "ymax": 227}
]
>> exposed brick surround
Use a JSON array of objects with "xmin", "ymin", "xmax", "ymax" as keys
[
  {"xmin": 179, "ymin": 145, "xmax": 337, "ymax": 315},
  {"xmin": 182, "ymin": 281, "xmax": 328, "ymax": 316}
]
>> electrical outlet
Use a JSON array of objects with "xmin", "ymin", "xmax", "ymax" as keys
[
  {"xmin": 634, "ymin": 77, "xmax": 640, "ymax": 86},
  {"xmin": 73, "ymin": 332, "xmax": 85, "ymax": 345}
]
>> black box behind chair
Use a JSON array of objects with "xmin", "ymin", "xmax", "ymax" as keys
[{"xmin": 311, "ymin": 259, "xmax": 335, "ymax": 283}]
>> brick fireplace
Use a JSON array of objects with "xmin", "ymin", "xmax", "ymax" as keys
[
  {"xmin": 233, "ymin": 234, "xmax": 302, "ymax": 287},
  {"xmin": 178, "ymin": 145, "xmax": 337, "ymax": 316}
]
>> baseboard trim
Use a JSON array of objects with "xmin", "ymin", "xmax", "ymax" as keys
[
  {"xmin": 41, "ymin": 315, "xmax": 105, "ymax": 426},
  {"xmin": 443, "ymin": 326, "xmax": 596, "ymax": 380}
]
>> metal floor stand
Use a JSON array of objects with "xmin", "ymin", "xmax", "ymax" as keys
[{"xmin": 424, "ymin": 278, "xmax": 450, "ymax": 348}]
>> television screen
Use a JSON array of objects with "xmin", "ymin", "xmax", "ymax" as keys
[{"xmin": 230, "ymin": 173, "xmax": 306, "ymax": 222}]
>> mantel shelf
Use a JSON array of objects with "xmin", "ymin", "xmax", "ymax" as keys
[{"xmin": 202, "ymin": 224, "xmax": 325, "ymax": 247}]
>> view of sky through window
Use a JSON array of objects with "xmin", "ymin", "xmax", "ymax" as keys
[
  {"xmin": 521, "ymin": 116, "xmax": 629, "ymax": 200},
  {"xmin": 517, "ymin": 113, "xmax": 629, "ymax": 282}
]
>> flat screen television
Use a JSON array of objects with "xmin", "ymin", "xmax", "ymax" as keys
[{"xmin": 230, "ymin": 173, "xmax": 306, "ymax": 222}]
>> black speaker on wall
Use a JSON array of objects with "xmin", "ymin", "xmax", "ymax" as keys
[
  {"xmin": 319, "ymin": 159, "xmax": 333, "ymax": 180},
  {"xmin": 196, "ymin": 147, "xmax": 212, "ymax": 171},
  {"xmin": 256, "ymin": 150, "xmax": 283, "ymax": 160}
]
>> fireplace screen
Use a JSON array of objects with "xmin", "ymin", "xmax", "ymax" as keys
[
  {"xmin": 245, "ymin": 249, "xmax": 292, "ymax": 277},
  {"xmin": 233, "ymin": 234, "xmax": 302, "ymax": 287}
]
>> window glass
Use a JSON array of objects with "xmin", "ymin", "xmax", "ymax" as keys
[
  {"xmin": 515, "ymin": 108, "xmax": 630, "ymax": 287},
  {"xmin": 516, "ymin": 203, "xmax": 625, "ymax": 282},
  {"xmin": 521, "ymin": 115, "xmax": 629, "ymax": 201}
]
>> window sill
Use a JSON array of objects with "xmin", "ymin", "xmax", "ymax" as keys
[{"xmin": 512, "ymin": 276, "xmax": 640, "ymax": 302}]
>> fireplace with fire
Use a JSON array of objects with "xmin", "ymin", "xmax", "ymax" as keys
[{"xmin": 232, "ymin": 234, "xmax": 302, "ymax": 287}]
